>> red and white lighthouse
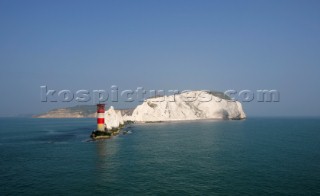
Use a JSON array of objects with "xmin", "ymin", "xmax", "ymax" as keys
[{"xmin": 96, "ymin": 104, "xmax": 105, "ymax": 131}]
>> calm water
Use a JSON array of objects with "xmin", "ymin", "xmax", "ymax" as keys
[{"xmin": 0, "ymin": 117, "xmax": 319, "ymax": 195}]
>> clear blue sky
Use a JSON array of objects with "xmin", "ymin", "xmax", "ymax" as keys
[{"xmin": 0, "ymin": 0, "xmax": 320, "ymax": 117}]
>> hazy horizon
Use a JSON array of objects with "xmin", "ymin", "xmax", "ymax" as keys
[{"xmin": 1, "ymin": 0, "xmax": 320, "ymax": 117}]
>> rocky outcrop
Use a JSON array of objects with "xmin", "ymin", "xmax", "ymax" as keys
[
  {"xmin": 129, "ymin": 91, "xmax": 246, "ymax": 122},
  {"xmin": 104, "ymin": 106, "xmax": 125, "ymax": 130}
]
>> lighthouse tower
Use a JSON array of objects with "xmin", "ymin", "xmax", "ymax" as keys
[{"xmin": 96, "ymin": 104, "xmax": 105, "ymax": 132}]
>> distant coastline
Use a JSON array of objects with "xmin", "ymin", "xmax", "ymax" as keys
[{"xmin": 34, "ymin": 105, "xmax": 133, "ymax": 119}]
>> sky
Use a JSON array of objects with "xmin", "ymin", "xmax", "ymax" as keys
[{"xmin": 0, "ymin": 0, "xmax": 320, "ymax": 117}]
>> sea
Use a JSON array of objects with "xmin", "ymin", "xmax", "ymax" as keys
[{"xmin": 0, "ymin": 117, "xmax": 319, "ymax": 195}]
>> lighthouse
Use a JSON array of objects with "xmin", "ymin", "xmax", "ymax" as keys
[{"xmin": 96, "ymin": 104, "xmax": 105, "ymax": 132}]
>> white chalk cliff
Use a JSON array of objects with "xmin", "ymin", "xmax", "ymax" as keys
[
  {"xmin": 130, "ymin": 91, "xmax": 246, "ymax": 122},
  {"xmin": 105, "ymin": 91, "xmax": 246, "ymax": 128}
]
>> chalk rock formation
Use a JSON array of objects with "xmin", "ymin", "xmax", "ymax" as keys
[
  {"xmin": 104, "ymin": 106, "xmax": 124, "ymax": 130},
  {"xmin": 130, "ymin": 91, "xmax": 246, "ymax": 122}
]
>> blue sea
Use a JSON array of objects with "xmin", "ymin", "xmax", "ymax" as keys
[{"xmin": 0, "ymin": 117, "xmax": 319, "ymax": 195}]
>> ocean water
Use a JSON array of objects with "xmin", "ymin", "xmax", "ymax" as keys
[{"xmin": 0, "ymin": 117, "xmax": 319, "ymax": 195}]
